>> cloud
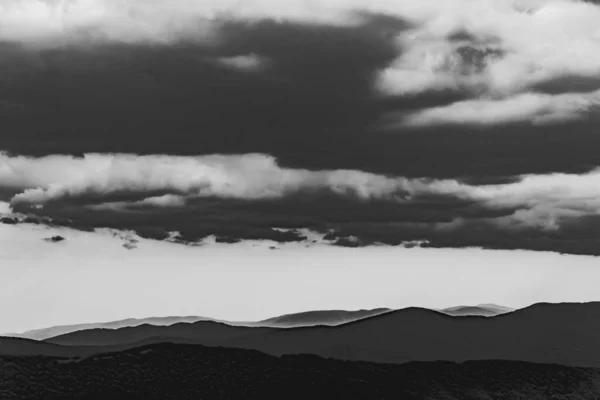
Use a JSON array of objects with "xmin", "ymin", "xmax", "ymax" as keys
[
  {"xmin": 366, "ymin": 0, "xmax": 600, "ymax": 125},
  {"xmin": 0, "ymin": 201, "xmax": 12, "ymax": 214},
  {"xmin": 217, "ymin": 53, "xmax": 266, "ymax": 71},
  {"xmin": 463, "ymin": 168, "xmax": 600, "ymax": 230},
  {"xmin": 1, "ymin": 1, "xmax": 600, "ymax": 254},
  {"xmin": 0, "ymin": 14, "xmax": 406, "ymax": 162},
  {"xmin": 0, "ymin": 0, "xmax": 222, "ymax": 45},
  {"xmin": 43, "ymin": 235, "xmax": 66, "ymax": 243},
  {"xmin": 4, "ymin": 149, "xmax": 600, "ymax": 254},
  {"xmin": 376, "ymin": 0, "xmax": 600, "ymax": 95},
  {"xmin": 0, "ymin": 1, "xmax": 599, "ymax": 178},
  {"xmin": 2, "ymin": 152, "xmax": 455, "ymax": 207},
  {"xmin": 0, "ymin": 0, "xmax": 391, "ymax": 46},
  {"xmin": 87, "ymin": 194, "xmax": 187, "ymax": 211},
  {"xmin": 3, "ymin": 150, "xmax": 600, "ymax": 234},
  {"xmin": 4, "ymin": 1, "xmax": 600, "ymax": 96},
  {"xmin": 398, "ymin": 90, "xmax": 600, "ymax": 126}
]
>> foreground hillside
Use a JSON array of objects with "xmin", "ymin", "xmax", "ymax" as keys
[{"xmin": 2, "ymin": 343, "xmax": 600, "ymax": 400}]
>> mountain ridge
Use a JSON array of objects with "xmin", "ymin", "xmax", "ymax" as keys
[
  {"xmin": 4, "ymin": 307, "xmax": 397, "ymax": 340},
  {"xmin": 5, "ymin": 303, "xmax": 521, "ymax": 341},
  {"xmin": 13, "ymin": 301, "xmax": 600, "ymax": 368}
]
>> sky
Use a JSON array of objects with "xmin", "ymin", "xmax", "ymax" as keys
[
  {"xmin": 2, "ymin": 0, "xmax": 600, "ymax": 331},
  {"xmin": 2, "ymin": 222, "xmax": 600, "ymax": 334}
]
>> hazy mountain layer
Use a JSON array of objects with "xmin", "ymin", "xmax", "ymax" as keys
[
  {"xmin": 6, "ymin": 308, "xmax": 394, "ymax": 340},
  {"xmin": 259, "ymin": 308, "xmax": 392, "ymax": 327},
  {"xmin": 23, "ymin": 302, "xmax": 600, "ymax": 368},
  {"xmin": 440, "ymin": 304, "xmax": 513, "ymax": 317}
]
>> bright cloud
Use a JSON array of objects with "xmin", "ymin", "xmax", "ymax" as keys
[
  {"xmin": 4, "ymin": 1, "xmax": 600, "ymax": 89},
  {"xmin": 376, "ymin": 0, "xmax": 600, "ymax": 125},
  {"xmin": 377, "ymin": 0, "xmax": 600, "ymax": 94},
  {"xmin": 401, "ymin": 90, "xmax": 600, "ymax": 126},
  {"xmin": 217, "ymin": 53, "xmax": 267, "ymax": 72},
  {"xmin": 0, "ymin": 152, "xmax": 431, "ymax": 205},
  {"xmin": 0, "ymin": 201, "xmax": 12, "ymax": 214},
  {"xmin": 3, "ymin": 1, "xmax": 600, "ymax": 125},
  {"xmin": 3, "ymin": 151, "xmax": 600, "ymax": 232}
]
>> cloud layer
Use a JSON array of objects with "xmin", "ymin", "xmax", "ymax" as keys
[
  {"xmin": 0, "ymin": 3, "xmax": 598, "ymax": 179},
  {"xmin": 0, "ymin": 1, "xmax": 599, "ymax": 254},
  {"xmin": 2, "ymin": 1, "xmax": 600, "ymax": 124},
  {"xmin": 400, "ymin": 90, "xmax": 600, "ymax": 126},
  {"xmin": 4, "ymin": 152, "xmax": 417, "ymax": 204},
  {"xmin": 2, "ymin": 151, "xmax": 600, "ymax": 254}
]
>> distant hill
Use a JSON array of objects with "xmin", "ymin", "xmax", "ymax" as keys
[
  {"xmin": 440, "ymin": 304, "xmax": 513, "ymax": 317},
  {"xmin": 44, "ymin": 310, "xmax": 391, "ymax": 347},
  {"xmin": 37, "ymin": 302, "xmax": 600, "ymax": 368},
  {"xmin": 441, "ymin": 306, "xmax": 498, "ymax": 316},
  {"xmin": 2, "ymin": 342, "xmax": 600, "ymax": 400},
  {"xmin": 6, "ymin": 308, "xmax": 391, "ymax": 340},
  {"xmin": 259, "ymin": 308, "xmax": 392, "ymax": 327},
  {"xmin": 46, "ymin": 320, "xmax": 274, "ymax": 347},
  {"xmin": 477, "ymin": 304, "xmax": 515, "ymax": 313},
  {"xmin": 6, "ymin": 305, "xmax": 508, "ymax": 340},
  {"xmin": 6, "ymin": 316, "xmax": 251, "ymax": 341}
]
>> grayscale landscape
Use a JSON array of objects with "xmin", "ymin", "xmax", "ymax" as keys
[{"xmin": 2, "ymin": 0, "xmax": 600, "ymax": 398}]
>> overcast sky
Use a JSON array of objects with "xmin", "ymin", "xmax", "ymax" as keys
[
  {"xmin": 0, "ymin": 0, "xmax": 600, "ymax": 253},
  {"xmin": 2, "ymin": 0, "xmax": 600, "ymax": 331}
]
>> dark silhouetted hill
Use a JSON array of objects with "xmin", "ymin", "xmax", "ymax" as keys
[
  {"xmin": 225, "ymin": 302, "xmax": 600, "ymax": 367},
  {"xmin": 46, "ymin": 320, "xmax": 274, "ymax": 347},
  {"xmin": 2, "ymin": 342, "xmax": 600, "ymax": 400},
  {"xmin": 0, "ymin": 337, "xmax": 80, "ymax": 357},
  {"xmin": 39, "ymin": 302, "xmax": 600, "ymax": 368}
]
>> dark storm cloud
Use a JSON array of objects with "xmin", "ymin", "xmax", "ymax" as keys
[
  {"xmin": 4, "ymin": 149, "xmax": 600, "ymax": 255},
  {"xmin": 0, "ymin": 13, "xmax": 408, "ymax": 158},
  {"xmin": 0, "ymin": 2, "xmax": 600, "ymax": 179},
  {"xmin": 322, "ymin": 218, "xmax": 600, "ymax": 256},
  {"xmin": 0, "ymin": 13, "xmax": 598, "ymax": 182},
  {"xmin": 1, "ymin": 0, "xmax": 600, "ymax": 255},
  {"xmin": 9, "ymin": 186, "xmax": 600, "ymax": 255}
]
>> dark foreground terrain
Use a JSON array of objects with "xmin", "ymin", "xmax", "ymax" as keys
[{"xmin": 2, "ymin": 342, "xmax": 600, "ymax": 400}]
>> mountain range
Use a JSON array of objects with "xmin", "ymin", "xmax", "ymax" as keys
[
  {"xmin": 5, "ymin": 302, "xmax": 600, "ymax": 399},
  {"xmin": 4, "ymin": 304, "xmax": 511, "ymax": 340},
  {"xmin": 4, "ymin": 302, "xmax": 600, "ymax": 368}
]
